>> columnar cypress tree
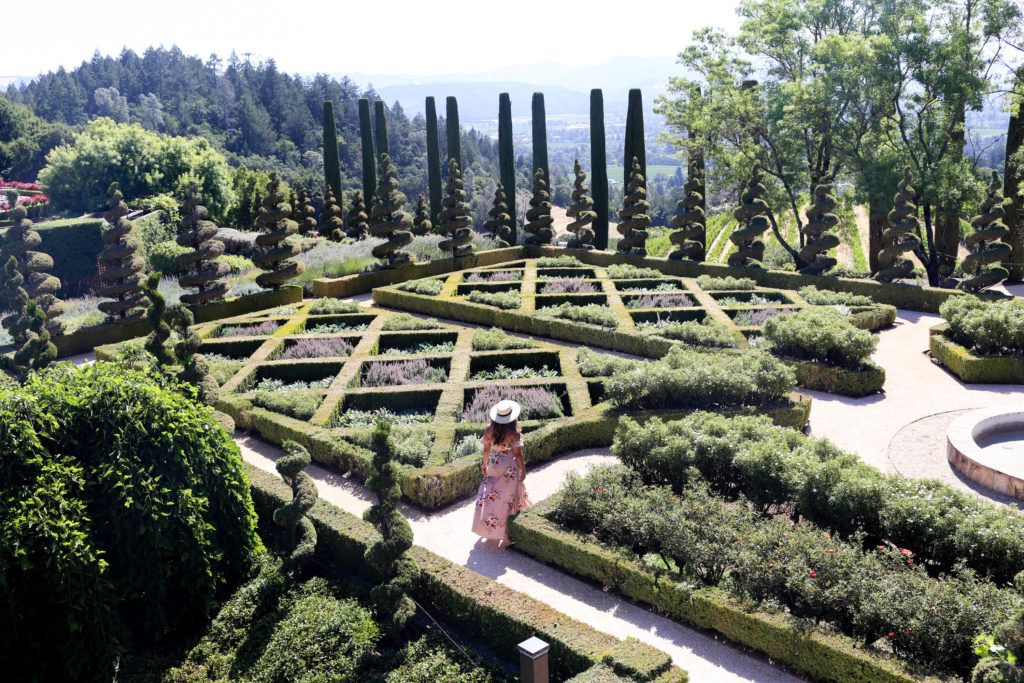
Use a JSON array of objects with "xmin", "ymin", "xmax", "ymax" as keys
[
  {"xmin": 174, "ymin": 182, "xmax": 228, "ymax": 306},
  {"xmin": 252, "ymin": 174, "xmax": 305, "ymax": 288},
  {"xmin": 345, "ymin": 190, "xmax": 369, "ymax": 240},
  {"xmin": 358, "ymin": 98, "xmax": 377, "ymax": 200},
  {"xmin": 275, "ymin": 441, "xmax": 318, "ymax": 574},
  {"xmin": 373, "ymin": 99, "xmax": 389, "ymax": 158},
  {"xmin": 617, "ymin": 157, "xmax": 650, "ymax": 257},
  {"xmin": 322, "ymin": 100, "xmax": 342, "ymax": 202},
  {"xmin": 590, "ymin": 89, "xmax": 609, "ymax": 250},
  {"xmin": 566, "ymin": 160, "xmax": 596, "ymax": 250},
  {"xmin": 170, "ymin": 305, "xmax": 219, "ymax": 405},
  {"xmin": 875, "ymin": 167, "xmax": 922, "ymax": 283},
  {"xmin": 960, "ymin": 171, "xmax": 1012, "ymax": 293},
  {"xmin": 292, "ymin": 189, "xmax": 318, "ymax": 235},
  {"xmin": 498, "ymin": 92, "xmax": 517, "ymax": 239},
  {"xmin": 369, "ymin": 153, "xmax": 414, "ymax": 268},
  {"xmin": 320, "ymin": 184, "xmax": 345, "ymax": 242},
  {"xmin": 623, "ymin": 89, "xmax": 647, "ymax": 186},
  {"xmin": 524, "ymin": 168, "xmax": 554, "ymax": 246},
  {"xmin": 438, "ymin": 158, "xmax": 475, "ymax": 258},
  {"xmin": 412, "ymin": 195, "xmax": 432, "ymax": 236},
  {"xmin": 798, "ymin": 174, "xmax": 840, "ymax": 275},
  {"xmin": 425, "ymin": 96, "xmax": 443, "ymax": 226},
  {"xmin": 668, "ymin": 154, "xmax": 705, "ymax": 261},
  {"xmin": 483, "ymin": 183, "xmax": 512, "ymax": 248},
  {"xmin": 363, "ymin": 419, "xmax": 417, "ymax": 635},
  {"xmin": 445, "ymin": 96, "xmax": 461, "ymax": 173},
  {"xmin": 142, "ymin": 271, "xmax": 175, "ymax": 368},
  {"xmin": 531, "ymin": 92, "xmax": 549, "ymax": 187},
  {"xmin": 729, "ymin": 164, "xmax": 771, "ymax": 268},
  {"xmin": 1, "ymin": 192, "xmax": 65, "ymax": 335},
  {"xmin": 97, "ymin": 182, "xmax": 146, "ymax": 321}
]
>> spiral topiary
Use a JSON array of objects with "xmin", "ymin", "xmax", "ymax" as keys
[
  {"xmin": 960, "ymin": 171, "xmax": 1012, "ymax": 293},
  {"xmin": 170, "ymin": 304, "xmax": 220, "ymax": 406},
  {"xmin": 617, "ymin": 156, "xmax": 650, "ymax": 256},
  {"xmin": 483, "ymin": 183, "xmax": 512, "ymax": 248},
  {"xmin": 363, "ymin": 419, "xmax": 417, "ymax": 635},
  {"xmin": 438, "ymin": 158, "xmax": 476, "ymax": 258},
  {"xmin": 274, "ymin": 440, "xmax": 318, "ymax": 574},
  {"xmin": 369, "ymin": 154, "xmax": 414, "ymax": 268},
  {"xmin": 1, "ymin": 256, "xmax": 30, "ymax": 348},
  {"xmin": 728, "ymin": 164, "xmax": 771, "ymax": 268},
  {"xmin": 320, "ymin": 184, "xmax": 345, "ymax": 242},
  {"xmin": 173, "ymin": 182, "xmax": 228, "ymax": 306},
  {"xmin": 97, "ymin": 182, "xmax": 146, "ymax": 320},
  {"xmin": 1, "ymin": 297, "xmax": 55, "ymax": 382},
  {"xmin": 292, "ymin": 189, "xmax": 318, "ymax": 236},
  {"xmin": 252, "ymin": 173, "xmax": 305, "ymax": 289},
  {"xmin": 875, "ymin": 166, "xmax": 922, "ymax": 283},
  {"xmin": 345, "ymin": 190, "xmax": 369, "ymax": 241},
  {"xmin": 798, "ymin": 173, "xmax": 840, "ymax": 275},
  {"xmin": 566, "ymin": 160, "xmax": 596, "ymax": 250},
  {"xmin": 523, "ymin": 168, "xmax": 554, "ymax": 246},
  {"xmin": 142, "ymin": 271, "xmax": 175, "ymax": 368},
  {"xmin": 1, "ymin": 191, "xmax": 65, "ymax": 335},
  {"xmin": 412, "ymin": 194, "xmax": 432, "ymax": 236},
  {"xmin": 668, "ymin": 157, "xmax": 705, "ymax": 261}
]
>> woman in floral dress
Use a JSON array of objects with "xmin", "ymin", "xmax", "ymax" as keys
[{"xmin": 472, "ymin": 399, "xmax": 531, "ymax": 546}]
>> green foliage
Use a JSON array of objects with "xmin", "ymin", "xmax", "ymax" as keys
[
  {"xmin": 498, "ymin": 92, "xmax": 517, "ymax": 241},
  {"xmin": 425, "ymin": 96, "xmax": 443, "ymax": 227},
  {"xmin": 175, "ymin": 183, "xmax": 229, "ymax": 304},
  {"xmin": 537, "ymin": 302, "xmax": 619, "ymax": 328},
  {"xmin": 143, "ymin": 271, "xmax": 175, "ymax": 367},
  {"xmin": 252, "ymin": 378, "xmax": 328, "ymax": 420},
  {"xmin": 567, "ymin": 160, "xmax": 597, "ymax": 249},
  {"xmin": 226, "ymin": 166, "xmax": 275, "ymax": 229},
  {"xmin": 617, "ymin": 156, "xmax": 650, "ymax": 256},
  {"xmin": 148, "ymin": 239, "xmax": 190, "ymax": 274},
  {"xmin": 369, "ymin": 153, "xmax": 414, "ymax": 268},
  {"xmin": 798, "ymin": 285, "xmax": 874, "ymax": 307},
  {"xmin": 576, "ymin": 348, "xmax": 640, "ymax": 377},
  {"xmin": 483, "ymin": 183, "xmax": 513, "ymax": 247},
  {"xmin": 798, "ymin": 174, "xmax": 840, "ymax": 275},
  {"xmin": 605, "ymin": 347, "xmax": 794, "ymax": 411},
  {"xmin": 764, "ymin": 307, "xmax": 877, "ymax": 367},
  {"xmin": 590, "ymin": 90, "xmax": 610, "ymax": 250},
  {"xmin": 1, "ymin": 200, "xmax": 65, "ymax": 335},
  {"xmin": 438, "ymin": 159, "xmax": 476, "ymax": 257},
  {"xmin": 696, "ymin": 275, "xmax": 756, "ymax": 290},
  {"xmin": 876, "ymin": 167, "xmax": 922, "ymax": 283},
  {"xmin": 536, "ymin": 255, "xmax": 583, "ymax": 268},
  {"xmin": 252, "ymin": 173, "xmax": 304, "ymax": 288},
  {"xmin": 668, "ymin": 144, "xmax": 706, "ymax": 261},
  {"xmin": 274, "ymin": 442, "xmax": 318, "ymax": 573},
  {"xmin": 524, "ymin": 168, "xmax": 554, "ymax": 246},
  {"xmin": 322, "ymin": 100, "xmax": 343, "ymax": 202},
  {"xmin": 0, "ymin": 362, "xmax": 260, "ymax": 681},
  {"xmin": 308, "ymin": 297, "xmax": 361, "ymax": 314},
  {"xmin": 941, "ymin": 296, "xmax": 1024, "ymax": 357},
  {"xmin": 605, "ymin": 263, "xmax": 663, "ymax": 279},
  {"xmin": 97, "ymin": 182, "xmax": 146, "ymax": 320},
  {"xmin": 321, "ymin": 184, "xmax": 345, "ymax": 241},
  {"xmin": 398, "ymin": 278, "xmax": 444, "ymax": 295},
  {"xmin": 637, "ymin": 318, "xmax": 739, "ymax": 349},
  {"xmin": 170, "ymin": 305, "xmax": 219, "ymax": 403},
  {"xmin": 531, "ymin": 92, "xmax": 549, "ymax": 188},
  {"xmin": 359, "ymin": 98, "xmax": 377, "ymax": 200},
  {"xmin": 381, "ymin": 313, "xmax": 441, "ymax": 331},
  {"xmin": 468, "ymin": 289, "xmax": 522, "ymax": 309},
  {"xmin": 729, "ymin": 164, "xmax": 770, "ymax": 268},
  {"xmin": 471, "ymin": 327, "xmax": 537, "ymax": 351}
]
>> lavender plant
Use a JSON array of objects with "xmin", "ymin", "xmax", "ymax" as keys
[
  {"xmin": 380, "ymin": 340, "xmax": 456, "ymax": 355},
  {"xmin": 732, "ymin": 308, "xmax": 791, "ymax": 327},
  {"xmin": 697, "ymin": 275, "xmax": 756, "ymax": 291},
  {"xmin": 278, "ymin": 337, "xmax": 354, "ymax": 360},
  {"xmin": 381, "ymin": 313, "xmax": 442, "ymax": 331},
  {"xmin": 606, "ymin": 263, "xmax": 663, "ymax": 279},
  {"xmin": 332, "ymin": 407, "xmax": 434, "ymax": 428},
  {"xmin": 398, "ymin": 279, "xmax": 445, "ymax": 295},
  {"xmin": 625, "ymin": 293, "xmax": 696, "ymax": 309},
  {"xmin": 471, "ymin": 328, "xmax": 536, "ymax": 351},
  {"xmin": 462, "ymin": 384, "xmax": 565, "ymax": 422},
  {"xmin": 540, "ymin": 278, "xmax": 600, "ymax": 294},
  {"xmin": 362, "ymin": 359, "xmax": 448, "ymax": 387},
  {"xmin": 464, "ymin": 270, "xmax": 522, "ymax": 283},
  {"xmin": 218, "ymin": 320, "xmax": 280, "ymax": 337},
  {"xmin": 536, "ymin": 303, "xmax": 619, "ymax": 328}
]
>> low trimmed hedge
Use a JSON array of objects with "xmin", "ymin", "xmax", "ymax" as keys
[
  {"xmin": 783, "ymin": 357, "xmax": 886, "ymax": 397},
  {"xmin": 764, "ymin": 307, "xmax": 877, "ymax": 368},
  {"xmin": 929, "ymin": 325, "xmax": 1024, "ymax": 384},
  {"xmin": 940, "ymin": 296, "xmax": 1024, "ymax": 357},
  {"xmin": 244, "ymin": 464, "xmax": 688, "ymax": 682}
]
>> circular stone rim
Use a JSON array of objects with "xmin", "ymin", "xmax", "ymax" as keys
[{"xmin": 947, "ymin": 406, "xmax": 1024, "ymax": 500}]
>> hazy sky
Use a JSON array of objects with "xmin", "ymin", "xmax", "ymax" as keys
[{"xmin": 8, "ymin": 0, "xmax": 741, "ymax": 78}]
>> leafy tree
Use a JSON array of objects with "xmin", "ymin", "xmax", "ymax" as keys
[{"xmin": 0, "ymin": 93, "xmax": 73, "ymax": 179}]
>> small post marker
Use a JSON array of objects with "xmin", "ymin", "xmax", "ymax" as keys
[{"xmin": 518, "ymin": 636, "xmax": 550, "ymax": 683}]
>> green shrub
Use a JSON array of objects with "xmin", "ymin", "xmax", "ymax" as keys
[
  {"xmin": 537, "ymin": 303, "xmax": 619, "ymax": 328},
  {"xmin": 0, "ymin": 362, "xmax": 260, "ymax": 682},
  {"xmin": 763, "ymin": 307, "xmax": 877, "ymax": 367},
  {"xmin": 941, "ymin": 296, "xmax": 1024, "ymax": 356},
  {"xmin": 384, "ymin": 636, "xmax": 497, "ymax": 683},
  {"xmin": 148, "ymin": 239, "xmax": 191, "ymax": 275},
  {"xmin": 537, "ymin": 255, "xmax": 583, "ymax": 267},
  {"xmin": 798, "ymin": 285, "xmax": 875, "ymax": 307},
  {"xmin": 577, "ymin": 348, "xmax": 641, "ymax": 377},
  {"xmin": 605, "ymin": 347, "xmax": 794, "ymax": 411},
  {"xmin": 399, "ymin": 279, "xmax": 445, "ymax": 295},
  {"xmin": 347, "ymin": 426, "xmax": 433, "ymax": 467},
  {"xmin": 471, "ymin": 364, "xmax": 558, "ymax": 380},
  {"xmin": 606, "ymin": 263, "xmax": 663, "ymax": 279},
  {"xmin": 471, "ymin": 327, "xmax": 537, "ymax": 351},
  {"xmin": 467, "ymin": 289, "xmax": 522, "ymax": 310},
  {"xmin": 309, "ymin": 297, "xmax": 361, "ymax": 314},
  {"xmin": 635, "ymin": 319, "xmax": 738, "ymax": 349},
  {"xmin": 382, "ymin": 313, "xmax": 443, "ymax": 331},
  {"xmin": 696, "ymin": 275, "xmax": 756, "ymax": 291},
  {"xmin": 252, "ymin": 377, "xmax": 331, "ymax": 420},
  {"xmin": 205, "ymin": 353, "xmax": 244, "ymax": 385}
]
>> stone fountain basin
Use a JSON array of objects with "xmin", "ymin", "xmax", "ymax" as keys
[{"xmin": 947, "ymin": 407, "xmax": 1024, "ymax": 500}]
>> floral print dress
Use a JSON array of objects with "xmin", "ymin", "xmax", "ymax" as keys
[{"xmin": 472, "ymin": 431, "xmax": 531, "ymax": 542}]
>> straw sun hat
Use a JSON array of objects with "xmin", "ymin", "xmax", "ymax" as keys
[{"xmin": 489, "ymin": 399, "xmax": 521, "ymax": 424}]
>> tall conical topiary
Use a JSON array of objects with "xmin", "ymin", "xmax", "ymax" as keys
[
  {"xmin": 425, "ymin": 96, "xmax": 443, "ymax": 226},
  {"xmin": 97, "ymin": 182, "xmax": 146, "ymax": 321},
  {"xmin": 412, "ymin": 195, "xmax": 432, "ymax": 236},
  {"xmin": 483, "ymin": 183, "xmax": 512, "ymax": 248},
  {"xmin": 0, "ymin": 264, "xmax": 55, "ymax": 382},
  {"xmin": 729, "ymin": 164, "xmax": 771, "ymax": 268},
  {"xmin": 960, "ymin": 171, "xmax": 1012, "ymax": 293},
  {"xmin": 875, "ymin": 167, "xmax": 922, "ymax": 283},
  {"xmin": 566, "ymin": 160, "xmax": 596, "ymax": 250},
  {"xmin": 498, "ymin": 92, "xmax": 517, "ymax": 240},
  {"xmin": 142, "ymin": 271, "xmax": 175, "ymax": 368},
  {"xmin": 524, "ymin": 168, "xmax": 554, "ymax": 246},
  {"xmin": 798, "ymin": 174, "xmax": 840, "ymax": 275},
  {"xmin": 252, "ymin": 173, "xmax": 304, "ymax": 288},
  {"xmin": 668, "ymin": 154, "xmax": 705, "ymax": 261},
  {"xmin": 0, "ymin": 256, "xmax": 29, "ymax": 349},
  {"xmin": 445, "ymin": 96, "xmax": 462, "ymax": 174},
  {"xmin": 438, "ymin": 158, "xmax": 475, "ymax": 258},
  {"xmin": 617, "ymin": 156, "xmax": 650, "ymax": 257},
  {"xmin": 174, "ymin": 182, "xmax": 228, "ymax": 306},
  {"xmin": 358, "ymin": 98, "xmax": 377, "ymax": 200},
  {"xmin": 345, "ymin": 190, "xmax": 370, "ymax": 240},
  {"xmin": 170, "ymin": 305, "xmax": 219, "ymax": 405},
  {"xmin": 322, "ymin": 100, "xmax": 342, "ymax": 202},
  {"xmin": 373, "ymin": 99, "xmax": 390, "ymax": 158},
  {"xmin": 531, "ymin": 93, "xmax": 549, "ymax": 187},
  {"xmin": 363, "ymin": 419, "xmax": 417, "ymax": 635},
  {"xmin": 369, "ymin": 153, "xmax": 413, "ymax": 268},
  {"xmin": 590, "ymin": 89, "xmax": 609, "ymax": 250},
  {"xmin": 1, "ymin": 191, "xmax": 65, "ymax": 335},
  {"xmin": 275, "ymin": 441, "xmax": 318, "ymax": 574},
  {"xmin": 292, "ymin": 189, "xmax": 318, "ymax": 235},
  {"xmin": 623, "ymin": 89, "xmax": 647, "ymax": 186},
  {"xmin": 320, "ymin": 184, "xmax": 345, "ymax": 241}
]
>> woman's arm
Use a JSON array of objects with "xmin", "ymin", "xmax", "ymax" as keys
[
  {"xmin": 513, "ymin": 444, "xmax": 524, "ymax": 473},
  {"xmin": 481, "ymin": 431, "xmax": 492, "ymax": 474}
]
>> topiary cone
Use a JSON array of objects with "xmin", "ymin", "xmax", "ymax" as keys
[
  {"xmin": 438, "ymin": 158, "xmax": 476, "ymax": 257},
  {"xmin": 412, "ymin": 194, "xmax": 432, "ymax": 236},
  {"xmin": 875, "ymin": 167, "xmax": 922, "ymax": 283},
  {"xmin": 320, "ymin": 184, "xmax": 345, "ymax": 242},
  {"xmin": 275, "ymin": 441, "xmax": 318, "ymax": 573},
  {"xmin": 1, "ymin": 192, "xmax": 65, "ymax": 335},
  {"xmin": 252, "ymin": 173, "xmax": 304, "ymax": 288},
  {"xmin": 368, "ymin": 153, "xmax": 413, "ymax": 268},
  {"xmin": 668, "ymin": 154, "xmax": 705, "ymax": 261},
  {"xmin": 523, "ymin": 168, "xmax": 554, "ymax": 246},
  {"xmin": 97, "ymin": 182, "xmax": 146, "ymax": 320},
  {"xmin": 174, "ymin": 182, "xmax": 228, "ymax": 306},
  {"xmin": 617, "ymin": 156, "xmax": 650, "ymax": 256},
  {"xmin": 292, "ymin": 189, "xmax": 318, "ymax": 235},
  {"xmin": 566, "ymin": 160, "xmax": 596, "ymax": 250},
  {"xmin": 483, "ymin": 183, "xmax": 512, "ymax": 248},
  {"xmin": 345, "ymin": 190, "xmax": 369, "ymax": 241},
  {"xmin": 798, "ymin": 174, "xmax": 840, "ymax": 275},
  {"xmin": 960, "ymin": 171, "xmax": 1012, "ymax": 293},
  {"xmin": 728, "ymin": 164, "xmax": 771, "ymax": 268}
]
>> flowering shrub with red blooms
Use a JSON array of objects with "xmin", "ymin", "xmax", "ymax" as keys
[
  {"xmin": 0, "ymin": 194, "xmax": 49, "ymax": 210},
  {"xmin": 0, "ymin": 179, "xmax": 42, "ymax": 191}
]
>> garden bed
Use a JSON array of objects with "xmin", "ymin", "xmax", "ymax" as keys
[
  {"xmin": 930, "ymin": 324, "xmax": 1024, "ymax": 384},
  {"xmin": 781, "ymin": 356, "xmax": 886, "ymax": 397}
]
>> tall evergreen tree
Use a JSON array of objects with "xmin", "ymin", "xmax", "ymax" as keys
[
  {"xmin": 445, "ymin": 96, "xmax": 461, "ymax": 174},
  {"xmin": 438, "ymin": 158, "xmax": 475, "ymax": 257},
  {"xmin": 531, "ymin": 93, "xmax": 549, "ymax": 187},
  {"xmin": 590, "ymin": 89, "xmax": 609, "ymax": 250},
  {"xmin": 322, "ymin": 100, "xmax": 342, "ymax": 202},
  {"xmin": 623, "ymin": 89, "xmax": 646, "ymax": 186},
  {"xmin": 960, "ymin": 171, "xmax": 1011, "ymax": 293},
  {"xmin": 798, "ymin": 174, "xmax": 840, "ymax": 275},
  {"xmin": 373, "ymin": 99, "xmax": 389, "ymax": 158},
  {"xmin": 425, "ymin": 96, "xmax": 443, "ymax": 226},
  {"xmin": 1007, "ymin": 70, "xmax": 1024, "ymax": 282},
  {"xmin": 252, "ymin": 173, "xmax": 304, "ymax": 288},
  {"xmin": 498, "ymin": 92, "xmax": 517, "ymax": 238},
  {"xmin": 617, "ymin": 157, "xmax": 650, "ymax": 257},
  {"xmin": 566, "ymin": 160, "xmax": 596, "ymax": 250},
  {"xmin": 358, "ymin": 98, "xmax": 376, "ymax": 200},
  {"xmin": 1, "ymin": 191, "xmax": 64, "ymax": 335},
  {"xmin": 523, "ymin": 168, "xmax": 554, "ymax": 246},
  {"xmin": 97, "ymin": 182, "xmax": 146, "ymax": 321},
  {"xmin": 174, "ymin": 182, "xmax": 228, "ymax": 305},
  {"xmin": 369, "ymin": 153, "xmax": 413, "ymax": 268}
]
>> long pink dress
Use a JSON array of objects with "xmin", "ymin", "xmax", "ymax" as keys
[{"xmin": 472, "ymin": 430, "xmax": 531, "ymax": 542}]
